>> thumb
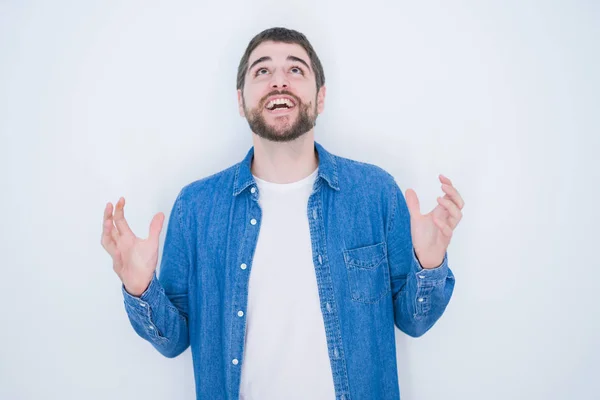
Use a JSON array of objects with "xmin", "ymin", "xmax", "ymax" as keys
[
  {"xmin": 404, "ymin": 189, "xmax": 421, "ymax": 218},
  {"xmin": 148, "ymin": 212, "xmax": 165, "ymax": 243}
]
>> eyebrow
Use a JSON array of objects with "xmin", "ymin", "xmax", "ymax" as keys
[{"xmin": 248, "ymin": 55, "xmax": 312, "ymax": 74}]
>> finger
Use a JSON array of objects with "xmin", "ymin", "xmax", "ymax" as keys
[
  {"xmin": 441, "ymin": 183, "xmax": 465, "ymax": 210},
  {"xmin": 433, "ymin": 202, "xmax": 450, "ymax": 221},
  {"xmin": 437, "ymin": 197, "xmax": 462, "ymax": 229},
  {"xmin": 148, "ymin": 212, "xmax": 165, "ymax": 244},
  {"xmin": 101, "ymin": 203, "xmax": 118, "ymax": 255},
  {"xmin": 103, "ymin": 202, "xmax": 113, "ymax": 223},
  {"xmin": 439, "ymin": 174, "xmax": 453, "ymax": 186},
  {"xmin": 404, "ymin": 189, "xmax": 421, "ymax": 218},
  {"xmin": 433, "ymin": 216, "xmax": 453, "ymax": 237},
  {"xmin": 112, "ymin": 248, "xmax": 124, "ymax": 272},
  {"xmin": 113, "ymin": 197, "xmax": 134, "ymax": 236},
  {"xmin": 110, "ymin": 221, "xmax": 120, "ymax": 243},
  {"xmin": 438, "ymin": 175, "xmax": 465, "ymax": 209},
  {"xmin": 104, "ymin": 201, "xmax": 120, "ymax": 242},
  {"xmin": 101, "ymin": 220, "xmax": 118, "ymax": 254}
]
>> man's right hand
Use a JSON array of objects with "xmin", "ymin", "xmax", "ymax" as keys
[{"xmin": 101, "ymin": 197, "xmax": 165, "ymax": 297}]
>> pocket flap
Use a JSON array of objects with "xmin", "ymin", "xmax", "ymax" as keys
[{"xmin": 343, "ymin": 242, "xmax": 387, "ymax": 268}]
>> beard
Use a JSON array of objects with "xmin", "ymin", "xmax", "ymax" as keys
[{"xmin": 243, "ymin": 90, "xmax": 318, "ymax": 143}]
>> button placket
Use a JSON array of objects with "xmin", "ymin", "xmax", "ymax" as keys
[
  {"xmin": 230, "ymin": 196, "xmax": 262, "ymax": 382},
  {"xmin": 307, "ymin": 194, "xmax": 350, "ymax": 395}
]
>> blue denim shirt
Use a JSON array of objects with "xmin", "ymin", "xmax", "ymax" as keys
[{"xmin": 122, "ymin": 141, "xmax": 455, "ymax": 400}]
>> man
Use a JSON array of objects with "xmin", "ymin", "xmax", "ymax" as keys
[{"xmin": 101, "ymin": 27, "xmax": 464, "ymax": 400}]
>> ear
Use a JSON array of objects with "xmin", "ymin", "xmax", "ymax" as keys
[
  {"xmin": 316, "ymin": 85, "xmax": 326, "ymax": 114},
  {"xmin": 237, "ymin": 89, "xmax": 246, "ymax": 118}
]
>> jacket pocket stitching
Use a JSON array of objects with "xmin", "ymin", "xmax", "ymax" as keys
[{"xmin": 343, "ymin": 242, "xmax": 390, "ymax": 304}]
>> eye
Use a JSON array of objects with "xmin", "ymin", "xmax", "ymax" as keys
[
  {"xmin": 290, "ymin": 66, "xmax": 304, "ymax": 75},
  {"xmin": 255, "ymin": 68, "xmax": 269, "ymax": 77}
]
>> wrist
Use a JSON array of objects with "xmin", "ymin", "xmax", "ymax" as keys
[
  {"xmin": 124, "ymin": 281, "xmax": 150, "ymax": 297},
  {"xmin": 413, "ymin": 248, "xmax": 444, "ymax": 270}
]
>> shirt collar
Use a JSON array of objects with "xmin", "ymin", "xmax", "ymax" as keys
[{"xmin": 233, "ymin": 140, "xmax": 340, "ymax": 196}]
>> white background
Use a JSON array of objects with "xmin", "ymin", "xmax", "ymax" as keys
[{"xmin": 1, "ymin": 1, "xmax": 598, "ymax": 399}]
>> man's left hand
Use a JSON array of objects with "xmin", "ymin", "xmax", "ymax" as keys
[{"xmin": 404, "ymin": 174, "xmax": 465, "ymax": 269}]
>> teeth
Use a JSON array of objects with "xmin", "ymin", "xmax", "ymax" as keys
[{"xmin": 266, "ymin": 98, "xmax": 295, "ymax": 110}]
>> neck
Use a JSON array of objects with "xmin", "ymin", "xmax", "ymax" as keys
[{"xmin": 250, "ymin": 130, "xmax": 318, "ymax": 184}]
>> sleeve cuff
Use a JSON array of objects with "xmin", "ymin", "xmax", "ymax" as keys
[
  {"xmin": 122, "ymin": 272, "xmax": 162, "ymax": 310},
  {"xmin": 412, "ymin": 249, "xmax": 451, "ymax": 283}
]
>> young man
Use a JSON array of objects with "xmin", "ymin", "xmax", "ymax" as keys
[{"xmin": 101, "ymin": 27, "xmax": 464, "ymax": 400}]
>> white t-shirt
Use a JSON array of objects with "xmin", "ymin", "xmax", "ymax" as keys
[{"xmin": 239, "ymin": 167, "xmax": 336, "ymax": 400}]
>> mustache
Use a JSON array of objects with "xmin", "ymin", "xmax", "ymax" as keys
[{"xmin": 260, "ymin": 90, "xmax": 301, "ymax": 108}]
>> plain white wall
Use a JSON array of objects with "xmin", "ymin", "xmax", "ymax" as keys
[{"xmin": 1, "ymin": 1, "xmax": 598, "ymax": 399}]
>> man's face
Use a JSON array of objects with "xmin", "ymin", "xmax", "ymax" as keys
[{"xmin": 237, "ymin": 41, "xmax": 326, "ymax": 142}]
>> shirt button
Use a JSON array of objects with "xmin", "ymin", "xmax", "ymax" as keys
[
  {"xmin": 250, "ymin": 218, "xmax": 257, "ymax": 225},
  {"xmin": 418, "ymin": 297, "xmax": 424, "ymax": 302},
  {"xmin": 334, "ymin": 347, "xmax": 339, "ymax": 358},
  {"xmin": 232, "ymin": 358, "xmax": 239, "ymax": 365},
  {"xmin": 237, "ymin": 310, "xmax": 244, "ymax": 317},
  {"xmin": 418, "ymin": 274, "xmax": 425, "ymax": 279},
  {"xmin": 318, "ymin": 254, "xmax": 323, "ymax": 264},
  {"xmin": 312, "ymin": 209, "xmax": 317, "ymax": 219},
  {"xmin": 240, "ymin": 263, "xmax": 247, "ymax": 270},
  {"xmin": 341, "ymin": 395, "xmax": 346, "ymax": 400},
  {"xmin": 326, "ymin": 302, "xmax": 332, "ymax": 312},
  {"xmin": 149, "ymin": 325, "xmax": 154, "ymax": 330},
  {"xmin": 250, "ymin": 187, "xmax": 256, "ymax": 193},
  {"xmin": 140, "ymin": 303, "xmax": 146, "ymax": 307}
]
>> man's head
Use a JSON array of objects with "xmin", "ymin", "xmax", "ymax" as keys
[{"xmin": 236, "ymin": 27, "xmax": 326, "ymax": 142}]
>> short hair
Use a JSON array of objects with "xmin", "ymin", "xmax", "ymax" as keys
[{"xmin": 236, "ymin": 27, "xmax": 325, "ymax": 92}]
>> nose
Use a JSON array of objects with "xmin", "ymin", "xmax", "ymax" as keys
[{"xmin": 270, "ymin": 69, "xmax": 289, "ymax": 89}]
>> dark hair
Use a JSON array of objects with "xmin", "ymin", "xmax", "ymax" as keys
[{"xmin": 236, "ymin": 27, "xmax": 325, "ymax": 92}]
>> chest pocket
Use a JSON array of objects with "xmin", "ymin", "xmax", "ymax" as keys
[{"xmin": 343, "ymin": 241, "xmax": 390, "ymax": 303}]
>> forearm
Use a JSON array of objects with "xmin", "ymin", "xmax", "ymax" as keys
[
  {"xmin": 122, "ymin": 272, "xmax": 190, "ymax": 358},
  {"xmin": 393, "ymin": 250, "xmax": 455, "ymax": 337}
]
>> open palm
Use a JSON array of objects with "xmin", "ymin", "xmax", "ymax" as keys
[
  {"xmin": 101, "ymin": 197, "xmax": 165, "ymax": 296},
  {"xmin": 404, "ymin": 174, "xmax": 464, "ymax": 269}
]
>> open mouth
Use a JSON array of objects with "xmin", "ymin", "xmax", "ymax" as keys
[{"xmin": 264, "ymin": 97, "xmax": 297, "ymax": 113}]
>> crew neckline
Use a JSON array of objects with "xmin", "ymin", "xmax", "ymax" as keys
[{"xmin": 253, "ymin": 167, "xmax": 318, "ymax": 191}]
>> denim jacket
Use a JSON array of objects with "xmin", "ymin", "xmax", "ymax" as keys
[{"xmin": 122, "ymin": 141, "xmax": 455, "ymax": 400}]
